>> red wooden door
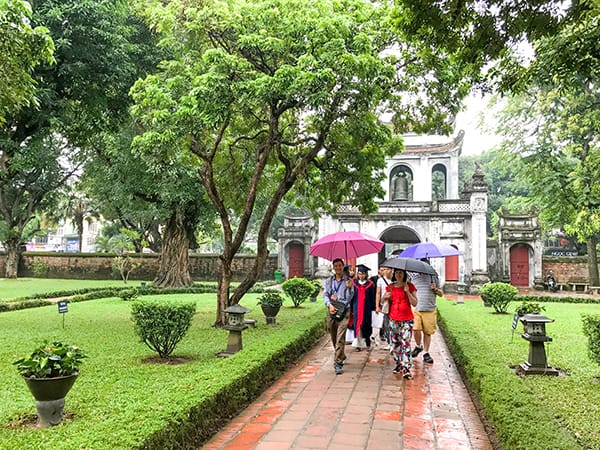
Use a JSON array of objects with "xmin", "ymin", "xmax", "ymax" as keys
[
  {"xmin": 510, "ymin": 245, "xmax": 529, "ymax": 286},
  {"xmin": 445, "ymin": 255, "xmax": 459, "ymax": 281},
  {"xmin": 288, "ymin": 243, "xmax": 304, "ymax": 279}
]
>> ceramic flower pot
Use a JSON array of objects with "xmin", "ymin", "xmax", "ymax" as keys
[
  {"xmin": 24, "ymin": 373, "xmax": 78, "ymax": 427},
  {"xmin": 260, "ymin": 305, "xmax": 281, "ymax": 324}
]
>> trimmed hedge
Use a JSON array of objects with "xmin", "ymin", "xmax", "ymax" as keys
[
  {"xmin": 480, "ymin": 282, "xmax": 518, "ymax": 313},
  {"xmin": 281, "ymin": 278, "xmax": 315, "ymax": 307},
  {"xmin": 438, "ymin": 299, "xmax": 589, "ymax": 449},
  {"xmin": 517, "ymin": 294, "xmax": 600, "ymax": 305},
  {"xmin": 581, "ymin": 314, "xmax": 600, "ymax": 366},
  {"xmin": 0, "ymin": 281, "xmax": 275, "ymax": 314},
  {"xmin": 139, "ymin": 318, "xmax": 325, "ymax": 449}
]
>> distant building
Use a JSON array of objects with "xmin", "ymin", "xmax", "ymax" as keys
[
  {"xmin": 279, "ymin": 131, "xmax": 490, "ymax": 292},
  {"xmin": 28, "ymin": 218, "xmax": 102, "ymax": 253}
]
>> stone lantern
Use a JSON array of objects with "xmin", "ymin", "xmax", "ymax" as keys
[
  {"xmin": 516, "ymin": 314, "xmax": 560, "ymax": 376},
  {"xmin": 220, "ymin": 304, "xmax": 251, "ymax": 356}
]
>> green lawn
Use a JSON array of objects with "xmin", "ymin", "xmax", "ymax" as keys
[
  {"xmin": 0, "ymin": 293, "xmax": 324, "ymax": 449},
  {"xmin": 0, "ymin": 278, "xmax": 145, "ymax": 300},
  {"xmin": 438, "ymin": 298, "xmax": 600, "ymax": 450},
  {"xmin": 5, "ymin": 280, "xmax": 598, "ymax": 449}
]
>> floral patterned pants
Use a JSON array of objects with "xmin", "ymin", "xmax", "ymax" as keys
[{"xmin": 389, "ymin": 319, "xmax": 413, "ymax": 371}]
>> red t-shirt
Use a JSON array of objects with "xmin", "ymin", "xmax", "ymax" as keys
[{"xmin": 386, "ymin": 282, "xmax": 416, "ymax": 321}]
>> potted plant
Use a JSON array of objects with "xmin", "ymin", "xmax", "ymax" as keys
[
  {"xmin": 13, "ymin": 341, "xmax": 86, "ymax": 427},
  {"xmin": 257, "ymin": 291, "xmax": 284, "ymax": 324},
  {"xmin": 515, "ymin": 301, "xmax": 546, "ymax": 317}
]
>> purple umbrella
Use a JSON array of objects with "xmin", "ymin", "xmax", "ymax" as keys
[
  {"xmin": 399, "ymin": 242, "xmax": 462, "ymax": 259},
  {"xmin": 309, "ymin": 231, "xmax": 384, "ymax": 261}
]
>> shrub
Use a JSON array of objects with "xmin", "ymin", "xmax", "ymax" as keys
[
  {"xmin": 582, "ymin": 314, "xmax": 600, "ymax": 366},
  {"xmin": 515, "ymin": 300, "xmax": 546, "ymax": 316},
  {"xmin": 479, "ymin": 282, "xmax": 518, "ymax": 313},
  {"xmin": 31, "ymin": 260, "xmax": 49, "ymax": 278},
  {"xmin": 281, "ymin": 277, "xmax": 314, "ymax": 307},
  {"xmin": 111, "ymin": 255, "xmax": 140, "ymax": 283},
  {"xmin": 130, "ymin": 300, "xmax": 196, "ymax": 358},
  {"xmin": 256, "ymin": 291, "xmax": 284, "ymax": 307}
]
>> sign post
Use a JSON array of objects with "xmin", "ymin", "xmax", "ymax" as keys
[
  {"xmin": 511, "ymin": 313, "xmax": 519, "ymax": 342},
  {"xmin": 58, "ymin": 300, "xmax": 68, "ymax": 329}
]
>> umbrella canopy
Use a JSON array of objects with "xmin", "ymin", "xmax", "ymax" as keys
[
  {"xmin": 380, "ymin": 257, "xmax": 438, "ymax": 275},
  {"xmin": 399, "ymin": 242, "xmax": 462, "ymax": 259},
  {"xmin": 309, "ymin": 231, "xmax": 384, "ymax": 261}
]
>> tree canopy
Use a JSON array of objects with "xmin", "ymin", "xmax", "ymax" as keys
[
  {"xmin": 0, "ymin": 0, "xmax": 159, "ymax": 277},
  {"xmin": 494, "ymin": 2, "xmax": 600, "ymax": 284},
  {"xmin": 130, "ymin": 0, "xmax": 485, "ymax": 324},
  {"xmin": 0, "ymin": 0, "xmax": 53, "ymax": 124}
]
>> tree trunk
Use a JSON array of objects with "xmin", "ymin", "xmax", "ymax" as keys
[
  {"xmin": 153, "ymin": 207, "xmax": 193, "ymax": 287},
  {"xmin": 77, "ymin": 221, "xmax": 84, "ymax": 253},
  {"xmin": 215, "ymin": 259, "xmax": 233, "ymax": 327},
  {"xmin": 5, "ymin": 238, "xmax": 21, "ymax": 278},
  {"xmin": 587, "ymin": 236, "xmax": 599, "ymax": 286}
]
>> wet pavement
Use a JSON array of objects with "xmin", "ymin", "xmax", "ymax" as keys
[{"xmin": 202, "ymin": 310, "xmax": 493, "ymax": 450}]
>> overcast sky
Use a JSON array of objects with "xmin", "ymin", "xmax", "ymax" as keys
[{"xmin": 454, "ymin": 93, "xmax": 503, "ymax": 156}]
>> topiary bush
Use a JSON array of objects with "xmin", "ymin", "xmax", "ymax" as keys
[
  {"xmin": 281, "ymin": 277, "xmax": 315, "ymax": 307},
  {"xmin": 130, "ymin": 300, "xmax": 196, "ymax": 358},
  {"xmin": 582, "ymin": 314, "xmax": 600, "ymax": 366},
  {"xmin": 479, "ymin": 282, "xmax": 518, "ymax": 313}
]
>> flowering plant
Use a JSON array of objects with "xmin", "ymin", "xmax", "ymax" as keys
[{"xmin": 13, "ymin": 341, "xmax": 86, "ymax": 378}]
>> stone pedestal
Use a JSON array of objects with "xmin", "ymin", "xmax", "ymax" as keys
[
  {"xmin": 36, "ymin": 398, "xmax": 66, "ymax": 427},
  {"xmin": 469, "ymin": 271, "xmax": 490, "ymax": 294},
  {"xmin": 225, "ymin": 330, "xmax": 244, "ymax": 354}
]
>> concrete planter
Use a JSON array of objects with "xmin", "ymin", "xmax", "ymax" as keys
[{"xmin": 24, "ymin": 373, "xmax": 78, "ymax": 427}]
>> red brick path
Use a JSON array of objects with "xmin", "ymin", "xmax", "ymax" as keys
[{"xmin": 202, "ymin": 315, "xmax": 493, "ymax": 450}]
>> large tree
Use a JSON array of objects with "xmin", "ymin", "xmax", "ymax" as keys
[
  {"xmin": 0, "ymin": 0, "xmax": 158, "ymax": 277},
  {"xmin": 131, "ymin": 0, "xmax": 478, "ymax": 325},
  {"xmin": 494, "ymin": 5, "xmax": 600, "ymax": 285},
  {"xmin": 82, "ymin": 124, "xmax": 216, "ymax": 286}
]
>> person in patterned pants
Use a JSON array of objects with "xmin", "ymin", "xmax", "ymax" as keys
[{"xmin": 382, "ymin": 268, "xmax": 418, "ymax": 379}]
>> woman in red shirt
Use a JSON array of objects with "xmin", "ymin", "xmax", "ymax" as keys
[{"xmin": 383, "ymin": 268, "xmax": 418, "ymax": 379}]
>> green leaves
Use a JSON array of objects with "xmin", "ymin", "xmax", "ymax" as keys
[
  {"xmin": 281, "ymin": 277, "xmax": 314, "ymax": 307},
  {"xmin": 0, "ymin": 0, "xmax": 54, "ymax": 123},
  {"xmin": 131, "ymin": 299, "xmax": 197, "ymax": 358},
  {"xmin": 13, "ymin": 341, "xmax": 86, "ymax": 378}
]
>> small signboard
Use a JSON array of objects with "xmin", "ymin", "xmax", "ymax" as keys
[
  {"xmin": 58, "ymin": 301, "xmax": 68, "ymax": 314},
  {"xmin": 512, "ymin": 314, "xmax": 519, "ymax": 330}
]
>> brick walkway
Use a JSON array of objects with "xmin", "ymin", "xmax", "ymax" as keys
[{"xmin": 202, "ymin": 319, "xmax": 493, "ymax": 450}]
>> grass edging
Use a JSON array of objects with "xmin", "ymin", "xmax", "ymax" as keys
[
  {"xmin": 437, "ymin": 308, "xmax": 581, "ymax": 450},
  {"xmin": 138, "ymin": 318, "xmax": 326, "ymax": 449},
  {"xmin": 0, "ymin": 281, "xmax": 279, "ymax": 313}
]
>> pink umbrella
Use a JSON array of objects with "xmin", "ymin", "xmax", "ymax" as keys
[{"xmin": 310, "ymin": 231, "xmax": 384, "ymax": 261}]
